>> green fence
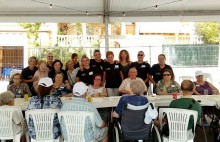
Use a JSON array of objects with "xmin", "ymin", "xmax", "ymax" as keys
[{"xmin": 163, "ymin": 44, "xmax": 219, "ymax": 67}]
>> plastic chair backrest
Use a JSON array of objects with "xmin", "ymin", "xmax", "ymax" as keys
[
  {"xmin": 203, "ymin": 73, "xmax": 213, "ymax": 83},
  {"xmin": 159, "ymin": 108, "xmax": 198, "ymax": 141},
  {"xmin": 58, "ymin": 111, "xmax": 95, "ymax": 142},
  {"xmin": 179, "ymin": 76, "xmax": 194, "ymax": 83},
  {"xmin": 121, "ymin": 103, "xmax": 155, "ymax": 140},
  {"xmin": 25, "ymin": 109, "xmax": 58, "ymax": 141},
  {"xmin": 0, "ymin": 106, "xmax": 20, "ymax": 139}
]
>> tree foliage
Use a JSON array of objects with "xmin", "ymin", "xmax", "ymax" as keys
[
  {"xmin": 195, "ymin": 22, "xmax": 220, "ymax": 44},
  {"xmin": 19, "ymin": 23, "xmax": 41, "ymax": 47}
]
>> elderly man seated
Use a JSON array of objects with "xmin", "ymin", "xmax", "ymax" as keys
[
  {"xmin": 169, "ymin": 80, "xmax": 202, "ymax": 130},
  {"xmin": 113, "ymin": 80, "xmax": 149, "ymax": 118},
  {"xmin": 119, "ymin": 68, "xmax": 147, "ymax": 95},
  {"xmin": 61, "ymin": 82, "xmax": 108, "ymax": 142}
]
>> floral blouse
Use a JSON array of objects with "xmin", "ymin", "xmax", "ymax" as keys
[{"xmin": 156, "ymin": 79, "xmax": 180, "ymax": 95}]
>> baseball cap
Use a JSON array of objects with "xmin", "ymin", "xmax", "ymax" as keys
[
  {"xmin": 38, "ymin": 77, "xmax": 53, "ymax": 87},
  {"xmin": 195, "ymin": 70, "xmax": 203, "ymax": 77},
  {"xmin": 73, "ymin": 82, "xmax": 88, "ymax": 96},
  {"xmin": 144, "ymin": 104, "xmax": 158, "ymax": 124}
]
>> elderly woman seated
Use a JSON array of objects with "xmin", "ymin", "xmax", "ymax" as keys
[
  {"xmin": 112, "ymin": 80, "xmax": 148, "ymax": 118},
  {"xmin": 0, "ymin": 91, "xmax": 23, "ymax": 135},
  {"xmin": 193, "ymin": 70, "xmax": 219, "ymax": 95},
  {"xmin": 156, "ymin": 69, "xmax": 180, "ymax": 95},
  {"xmin": 8, "ymin": 73, "xmax": 32, "ymax": 97}
]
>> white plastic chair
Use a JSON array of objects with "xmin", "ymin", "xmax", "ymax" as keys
[
  {"xmin": 58, "ymin": 111, "xmax": 95, "ymax": 142},
  {"xmin": 203, "ymin": 73, "xmax": 213, "ymax": 83},
  {"xmin": 179, "ymin": 76, "xmax": 194, "ymax": 83},
  {"xmin": 0, "ymin": 106, "xmax": 23, "ymax": 142},
  {"xmin": 159, "ymin": 108, "xmax": 198, "ymax": 142},
  {"xmin": 25, "ymin": 109, "xmax": 60, "ymax": 142}
]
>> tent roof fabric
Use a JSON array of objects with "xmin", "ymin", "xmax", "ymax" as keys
[{"xmin": 0, "ymin": 0, "xmax": 220, "ymax": 22}]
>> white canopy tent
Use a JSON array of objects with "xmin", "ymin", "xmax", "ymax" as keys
[{"xmin": 0, "ymin": 0, "xmax": 220, "ymax": 23}]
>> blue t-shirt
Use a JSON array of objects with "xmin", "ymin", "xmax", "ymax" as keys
[{"xmin": 114, "ymin": 95, "xmax": 148, "ymax": 116}]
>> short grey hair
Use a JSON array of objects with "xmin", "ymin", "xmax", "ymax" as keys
[
  {"xmin": 130, "ymin": 80, "xmax": 146, "ymax": 95},
  {"xmin": 0, "ymin": 91, "xmax": 14, "ymax": 106}
]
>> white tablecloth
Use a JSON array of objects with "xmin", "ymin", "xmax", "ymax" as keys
[{"xmin": 15, "ymin": 95, "xmax": 220, "ymax": 110}]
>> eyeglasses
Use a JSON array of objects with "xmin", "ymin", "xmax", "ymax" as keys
[
  {"xmin": 48, "ymin": 56, "xmax": 53, "ymax": 57},
  {"xmin": 138, "ymin": 54, "xmax": 144, "ymax": 56},
  {"xmin": 163, "ymin": 74, "xmax": 171, "ymax": 76},
  {"xmin": 13, "ymin": 78, "xmax": 20, "ymax": 80}
]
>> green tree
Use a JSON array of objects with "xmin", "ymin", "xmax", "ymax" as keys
[
  {"xmin": 195, "ymin": 22, "xmax": 220, "ymax": 44},
  {"xmin": 19, "ymin": 23, "xmax": 41, "ymax": 47}
]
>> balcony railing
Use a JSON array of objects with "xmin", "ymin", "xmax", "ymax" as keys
[{"xmin": 56, "ymin": 35, "xmax": 204, "ymax": 47}]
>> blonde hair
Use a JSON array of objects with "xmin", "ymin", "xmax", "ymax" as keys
[
  {"xmin": 130, "ymin": 80, "xmax": 146, "ymax": 95},
  {"xmin": 37, "ymin": 60, "xmax": 47, "ymax": 68},
  {"xmin": 65, "ymin": 59, "xmax": 73, "ymax": 69},
  {"xmin": 0, "ymin": 91, "xmax": 14, "ymax": 106}
]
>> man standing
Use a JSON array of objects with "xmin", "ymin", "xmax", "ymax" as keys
[
  {"xmin": 61, "ymin": 82, "xmax": 108, "ymax": 142},
  {"xmin": 149, "ymin": 54, "xmax": 174, "ymax": 93},
  {"xmin": 119, "ymin": 68, "xmax": 147, "ymax": 95},
  {"xmin": 130, "ymin": 51, "xmax": 151, "ymax": 87},
  {"xmin": 169, "ymin": 80, "xmax": 202, "ymax": 130},
  {"xmin": 47, "ymin": 52, "xmax": 54, "ymax": 70},
  {"xmin": 90, "ymin": 49, "xmax": 106, "ymax": 84}
]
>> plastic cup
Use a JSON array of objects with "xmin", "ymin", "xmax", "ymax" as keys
[
  {"xmin": 87, "ymin": 96, "xmax": 92, "ymax": 103},
  {"xmin": 24, "ymin": 94, "xmax": 29, "ymax": 101},
  {"xmin": 172, "ymin": 93, "xmax": 177, "ymax": 99},
  {"xmin": 204, "ymin": 89, "xmax": 208, "ymax": 95}
]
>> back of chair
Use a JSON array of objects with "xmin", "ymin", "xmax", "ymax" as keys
[
  {"xmin": 0, "ymin": 107, "xmax": 15, "ymax": 138},
  {"xmin": 26, "ymin": 109, "xmax": 58, "ymax": 141},
  {"xmin": 159, "ymin": 108, "xmax": 198, "ymax": 141},
  {"xmin": 121, "ymin": 103, "xmax": 152, "ymax": 140},
  {"xmin": 58, "ymin": 111, "xmax": 95, "ymax": 142},
  {"xmin": 179, "ymin": 76, "xmax": 194, "ymax": 83}
]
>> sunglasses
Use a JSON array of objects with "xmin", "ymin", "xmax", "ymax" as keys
[
  {"xmin": 163, "ymin": 74, "xmax": 171, "ymax": 76},
  {"xmin": 138, "ymin": 54, "xmax": 144, "ymax": 56},
  {"xmin": 48, "ymin": 56, "xmax": 53, "ymax": 57}
]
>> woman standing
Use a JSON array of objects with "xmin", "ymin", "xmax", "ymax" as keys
[
  {"xmin": 156, "ymin": 69, "xmax": 180, "ymax": 95},
  {"xmin": 33, "ymin": 60, "xmax": 49, "ymax": 92},
  {"xmin": 48, "ymin": 59, "xmax": 70, "ymax": 88},
  {"xmin": 75, "ymin": 55, "xmax": 94, "ymax": 85},
  {"xmin": 66, "ymin": 60, "xmax": 79, "ymax": 88},
  {"xmin": 104, "ymin": 51, "xmax": 123, "ymax": 96},
  {"xmin": 118, "ymin": 49, "xmax": 131, "ymax": 79}
]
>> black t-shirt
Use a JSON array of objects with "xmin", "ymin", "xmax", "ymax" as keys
[
  {"xmin": 21, "ymin": 66, "xmax": 38, "ymax": 89},
  {"xmin": 104, "ymin": 62, "xmax": 122, "ymax": 88},
  {"xmin": 149, "ymin": 63, "xmax": 174, "ymax": 83},
  {"xmin": 76, "ymin": 68, "xmax": 94, "ymax": 85},
  {"xmin": 74, "ymin": 62, "xmax": 80, "ymax": 69},
  {"xmin": 130, "ymin": 62, "xmax": 151, "ymax": 82},
  {"xmin": 90, "ymin": 59, "xmax": 105, "ymax": 76},
  {"xmin": 120, "ymin": 63, "xmax": 130, "ymax": 79},
  {"xmin": 48, "ymin": 69, "xmax": 68, "ymax": 82}
]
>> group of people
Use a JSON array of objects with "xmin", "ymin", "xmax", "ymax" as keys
[{"xmin": 1, "ymin": 49, "xmax": 220, "ymax": 141}]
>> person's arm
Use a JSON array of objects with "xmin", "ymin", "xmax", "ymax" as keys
[
  {"xmin": 148, "ymin": 75, "xmax": 156, "ymax": 86},
  {"xmin": 102, "ymin": 71, "xmax": 106, "ymax": 86},
  {"xmin": 75, "ymin": 77, "xmax": 80, "ymax": 83},
  {"xmin": 112, "ymin": 111, "xmax": 120, "ymax": 118},
  {"xmin": 24, "ymin": 83, "xmax": 32, "ymax": 97},
  {"xmin": 156, "ymin": 81, "xmax": 166, "ymax": 95},
  {"xmin": 208, "ymin": 82, "xmax": 219, "ymax": 94},
  {"xmin": 120, "ymin": 71, "xmax": 124, "ymax": 81},
  {"xmin": 101, "ymin": 87, "xmax": 107, "ymax": 97}
]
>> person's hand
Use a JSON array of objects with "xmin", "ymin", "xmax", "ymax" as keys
[
  {"xmin": 53, "ymin": 83, "xmax": 60, "ymax": 89},
  {"xmin": 79, "ymin": 65, "xmax": 84, "ymax": 71},
  {"xmin": 93, "ymin": 93, "xmax": 99, "ymax": 97},
  {"xmin": 32, "ymin": 76, "xmax": 38, "ymax": 82}
]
